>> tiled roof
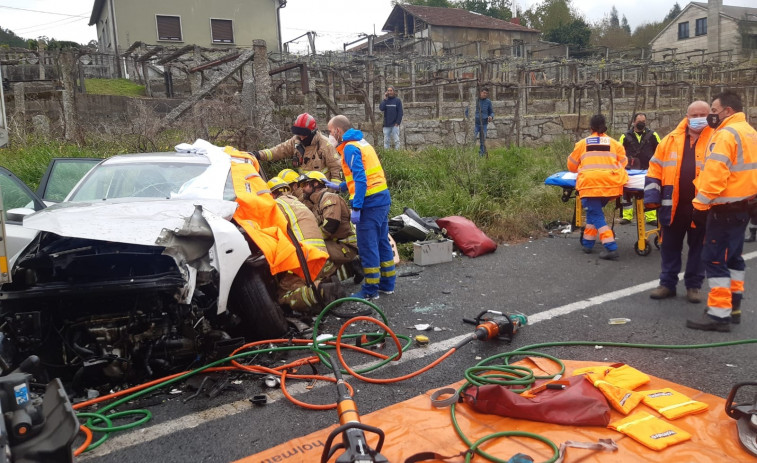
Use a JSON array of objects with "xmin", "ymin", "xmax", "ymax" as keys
[
  {"xmin": 691, "ymin": 2, "xmax": 757, "ymax": 20},
  {"xmin": 382, "ymin": 4, "xmax": 539, "ymax": 34}
]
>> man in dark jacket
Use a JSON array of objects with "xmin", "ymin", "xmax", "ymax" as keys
[
  {"xmin": 379, "ymin": 86, "xmax": 403, "ymax": 149},
  {"xmin": 474, "ymin": 88, "xmax": 494, "ymax": 156},
  {"xmin": 619, "ymin": 112, "xmax": 661, "ymax": 224}
]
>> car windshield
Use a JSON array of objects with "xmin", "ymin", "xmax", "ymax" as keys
[{"xmin": 68, "ymin": 162, "xmax": 232, "ymax": 201}]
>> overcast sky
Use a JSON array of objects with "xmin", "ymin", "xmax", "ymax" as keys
[{"xmin": 1, "ymin": 0, "xmax": 755, "ymax": 52}]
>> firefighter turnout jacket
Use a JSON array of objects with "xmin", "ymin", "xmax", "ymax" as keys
[
  {"xmin": 645, "ymin": 118, "xmax": 713, "ymax": 225},
  {"xmin": 567, "ymin": 132, "xmax": 628, "ymax": 198},
  {"xmin": 619, "ymin": 127, "xmax": 661, "ymax": 169},
  {"xmin": 274, "ymin": 194, "xmax": 327, "ymax": 253},
  {"xmin": 259, "ymin": 132, "xmax": 343, "ymax": 182},
  {"xmin": 693, "ymin": 112, "xmax": 757, "ymax": 210}
]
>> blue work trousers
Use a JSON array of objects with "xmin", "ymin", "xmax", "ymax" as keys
[
  {"xmin": 659, "ymin": 206, "xmax": 705, "ymax": 290},
  {"xmin": 701, "ymin": 207, "xmax": 749, "ymax": 316},
  {"xmin": 356, "ymin": 204, "xmax": 396, "ymax": 295},
  {"xmin": 581, "ymin": 197, "xmax": 618, "ymax": 251}
]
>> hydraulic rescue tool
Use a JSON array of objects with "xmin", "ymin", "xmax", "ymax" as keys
[
  {"xmin": 0, "ymin": 356, "xmax": 79, "ymax": 463},
  {"xmin": 462, "ymin": 310, "xmax": 527, "ymax": 344},
  {"xmin": 320, "ymin": 353, "xmax": 389, "ymax": 463},
  {"xmin": 725, "ymin": 381, "xmax": 757, "ymax": 457}
]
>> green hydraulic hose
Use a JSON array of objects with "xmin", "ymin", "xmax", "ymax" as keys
[{"xmin": 450, "ymin": 338, "xmax": 757, "ymax": 463}]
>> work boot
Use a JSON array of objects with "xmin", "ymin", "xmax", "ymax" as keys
[
  {"xmin": 320, "ymin": 281, "xmax": 346, "ymax": 305},
  {"xmin": 650, "ymin": 285, "xmax": 676, "ymax": 300},
  {"xmin": 745, "ymin": 228, "xmax": 757, "ymax": 243},
  {"xmin": 619, "ymin": 218, "xmax": 631, "ymax": 225},
  {"xmin": 350, "ymin": 258, "xmax": 364, "ymax": 284},
  {"xmin": 598, "ymin": 249, "xmax": 619, "ymax": 260},
  {"xmin": 731, "ymin": 299, "xmax": 741, "ymax": 324},
  {"xmin": 685, "ymin": 312, "xmax": 731, "ymax": 332},
  {"xmin": 582, "ymin": 246, "xmax": 593, "ymax": 254},
  {"xmin": 686, "ymin": 288, "xmax": 702, "ymax": 304}
]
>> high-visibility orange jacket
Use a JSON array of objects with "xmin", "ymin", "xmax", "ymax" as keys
[
  {"xmin": 226, "ymin": 148, "xmax": 328, "ymax": 280},
  {"xmin": 644, "ymin": 118, "xmax": 713, "ymax": 225},
  {"xmin": 693, "ymin": 112, "xmax": 757, "ymax": 210},
  {"xmin": 567, "ymin": 132, "xmax": 628, "ymax": 197}
]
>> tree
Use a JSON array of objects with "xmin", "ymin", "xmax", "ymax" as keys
[
  {"xmin": 663, "ymin": 2, "xmax": 682, "ymax": 24},
  {"xmin": 630, "ymin": 21, "xmax": 665, "ymax": 49},
  {"xmin": 0, "ymin": 27, "xmax": 28, "ymax": 49},
  {"xmin": 521, "ymin": 0, "xmax": 577, "ymax": 32},
  {"xmin": 591, "ymin": 7, "xmax": 632, "ymax": 50},
  {"xmin": 609, "ymin": 6, "xmax": 620, "ymax": 28},
  {"xmin": 621, "ymin": 15, "xmax": 631, "ymax": 35},
  {"xmin": 543, "ymin": 18, "xmax": 591, "ymax": 47},
  {"xmin": 454, "ymin": 0, "xmax": 512, "ymax": 21}
]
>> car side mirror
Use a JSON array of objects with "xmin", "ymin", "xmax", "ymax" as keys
[{"xmin": 7, "ymin": 208, "xmax": 36, "ymax": 223}]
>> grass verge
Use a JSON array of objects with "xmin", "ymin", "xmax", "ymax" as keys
[{"xmin": 85, "ymin": 78, "xmax": 146, "ymax": 97}]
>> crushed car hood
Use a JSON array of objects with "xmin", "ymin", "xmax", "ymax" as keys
[{"xmin": 23, "ymin": 199, "xmax": 238, "ymax": 245}]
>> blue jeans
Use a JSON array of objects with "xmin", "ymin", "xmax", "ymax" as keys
[
  {"xmin": 659, "ymin": 205, "xmax": 705, "ymax": 290},
  {"xmin": 383, "ymin": 126, "xmax": 400, "ymax": 149},
  {"xmin": 474, "ymin": 124, "xmax": 488, "ymax": 155}
]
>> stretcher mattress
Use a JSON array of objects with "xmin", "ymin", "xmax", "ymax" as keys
[
  {"xmin": 239, "ymin": 359, "xmax": 753, "ymax": 463},
  {"xmin": 545, "ymin": 170, "xmax": 646, "ymax": 191}
]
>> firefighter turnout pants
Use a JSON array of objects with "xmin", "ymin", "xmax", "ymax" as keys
[
  {"xmin": 356, "ymin": 204, "xmax": 396, "ymax": 295},
  {"xmin": 701, "ymin": 206, "xmax": 749, "ymax": 319}
]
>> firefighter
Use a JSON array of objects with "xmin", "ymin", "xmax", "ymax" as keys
[
  {"xmin": 619, "ymin": 113, "xmax": 661, "ymax": 224},
  {"xmin": 278, "ymin": 168, "xmax": 313, "ymax": 210},
  {"xmin": 567, "ymin": 114, "xmax": 628, "ymax": 260},
  {"xmin": 299, "ymin": 171, "xmax": 363, "ymax": 284},
  {"xmin": 644, "ymin": 101, "xmax": 713, "ymax": 303},
  {"xmin": 253, "ymin": 113, "xmax": 343, "ymax": 183},
  {"xmin": 687, "ymin": 90, "xmax": 757, "ymax": 331},
  {"xmin": 266, "ymin": 177, "xmax": 344, "ymax": 314},
  {"xmin": 327, "ymin": 115, "xmax": 396, "ymax": 300}
]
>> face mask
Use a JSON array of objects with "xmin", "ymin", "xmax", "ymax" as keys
[
  {"xmin": 635, "ymin": 122, "xmax": 646, "ymax": 131},
  {"xmin": 688, "ymin": 117, "xmax": 708, "ymax": 131},
  {"xmin": 328, "ymin": 134, "xmax": 338, "ymax": 147},
  {"xmin": 706, "ymin": 112, "xmax": 724, "ymax": 129}
]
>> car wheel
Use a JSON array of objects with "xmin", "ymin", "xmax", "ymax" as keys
[{"xmin": 228, "ymin": 265, "xmax": 288, "ymax": 340}]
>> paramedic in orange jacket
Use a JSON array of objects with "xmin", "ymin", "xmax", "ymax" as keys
[
  {"xmin": 644, "ymin": 101, "xmax": 712, "ymax": 303},
  {"xmin": 687, "ymin": 90, "xmax": 757, "ymax": 332},
  {"xmin": 567, "ymin": 114, "xmax": 628, "ymax": 260}
]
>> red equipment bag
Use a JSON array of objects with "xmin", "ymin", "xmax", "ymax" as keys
[
  {"xmin": 435, "ymin": 216, "xmax": 497, "ymax": 257},
  {"xmin": 462, "ymin": 375, "xmax": 611, "ymax": 426}
]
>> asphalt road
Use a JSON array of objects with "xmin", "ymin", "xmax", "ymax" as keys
[{"xmin": 79, "ymin": 224, "xmax": 757, "ymax": 462}]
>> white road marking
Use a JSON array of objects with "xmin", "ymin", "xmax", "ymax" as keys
[{"xmin": 80, "ymin": 250, "xmax": 757, "ymax": 457}]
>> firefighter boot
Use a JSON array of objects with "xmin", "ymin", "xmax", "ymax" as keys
[
  {"xmin": 745, "ymin": 227, "xmax": 757, "ymax": 243},
  {"xmin": 731, "ymin": 298, "xmax": 741, "ymax": 325},
  {"xmin": 320, "ymin": 280, "xmax": 346, "ymax": 306},
  {"xmin": 350, "ymin": 257, "xmax": 364, "ymax": 284}
]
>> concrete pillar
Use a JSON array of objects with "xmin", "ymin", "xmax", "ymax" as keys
[
  {"xmin": 59, "ymin": 52, "xmax": 80, "ymax": 142},
  {"xmin": 436, "ymin": 83, "xmax": 443, "ymax": 118},
  {"xmin": 12, "ymin": 83, "xmax": 25, "ymax": 123},
  {"xmin": 410, "ymin": 59, "xmax": 416, "ymax": 102},
  {"xmin": 241, "ymin": 62, "xmax": 254, "ymax": 122},
  {"xmin": 190, "ymin": 46, "xmax": 202, "ymax": 96},
  {"xmin": 707, "ymin": 0, "xmax": 721, "ymax": 61},
  {"xmin": 252, "ymin": 40, "xmax": 278, "ymax": 146}
]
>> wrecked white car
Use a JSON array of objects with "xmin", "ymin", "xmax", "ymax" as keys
[{"xmin": 0, "ymin": 145, "xmax": 289, "ymax": 389}]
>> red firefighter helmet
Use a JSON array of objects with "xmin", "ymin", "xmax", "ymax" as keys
[{"xmin": 291, "ymin": 113, "xmax": 317, "ymax": 136}]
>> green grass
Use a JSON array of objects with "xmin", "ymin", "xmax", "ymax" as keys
[
  {"xmin": 85, "ymin": 78, "xmax": 146, "ymax": 97},
  {"xmin": 0, "ymin": 137, "xmax": 579, "ymax": 241}
]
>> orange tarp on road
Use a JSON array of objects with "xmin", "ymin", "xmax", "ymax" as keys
[{"xmin": 239, "ymin": 360, "xmax": 755, "ymax": 463}]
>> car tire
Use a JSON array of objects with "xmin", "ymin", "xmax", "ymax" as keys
[{"xmin": 228, "ymin": 265, "xmax": 288, "ymax": 340}]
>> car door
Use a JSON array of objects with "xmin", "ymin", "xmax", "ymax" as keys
[
  {"xmin": 36, "ymin": 157, "xmax": 101, "ymax": 203},
  {"xmin": 0, "ymin": 167, "xmax": 46, "ymax": 259}
]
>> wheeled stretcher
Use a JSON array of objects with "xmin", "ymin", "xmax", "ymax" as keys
[{"xmin": 545, "ymin": 170, "xmax": 661, "ymax": 256}]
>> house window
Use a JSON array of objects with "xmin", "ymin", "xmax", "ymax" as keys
[
  {"xmin": 156, "ymin": 15, "xmax": 182, "ymax": 41},
  {"xmin": 695, "ymin": 18, "xmax": 707, "ymax": 36},
  {"xmin": 678, "ymin": 22, "xmax": 689, "ymax": 40},
  {"xmin": 745, "ymin": 34, "xmax": 757, "ymax": 50},
  {"xmin": 210, "ymin": 19, "xmax": 234, "ymax": 44}
]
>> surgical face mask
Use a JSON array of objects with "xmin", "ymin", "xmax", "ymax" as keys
[
  {"xmin": 635, "ymin": 122, "xmax": 646, "ymax": 131},
  {"xmin": 328, "ymin": 134, "xmax": 338, "ymax": 147},
  {"xmin": 688, "ymin": 117, "xmax": 708, "ymax": 131}
]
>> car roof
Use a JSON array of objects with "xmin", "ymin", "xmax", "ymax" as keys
[{"xmin": 99, "ymin": 152, "xmax": 212, "ymax": 166}]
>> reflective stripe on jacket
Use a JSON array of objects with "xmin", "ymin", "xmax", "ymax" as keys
[
  {"xmin": 337, "ymin": 129, "xmax": 389, "ymax": 209},
  {"xmin": 567, "ymin": 132, "xmax": 628, "ymax": 197},
  {"xmin": 275, "ymin": 194, "xmax": 327, "ymax": 252},
  {"xmin": 644, "ymin": 118, "xmax": 713, "ymax": 225},
  {"xmin": 693, "ymin": 112, "xmax": 757, "ymax": 210},
  {"xmin": 260, "ymin": 132, "xmax": 343, "ymax": 182}
]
